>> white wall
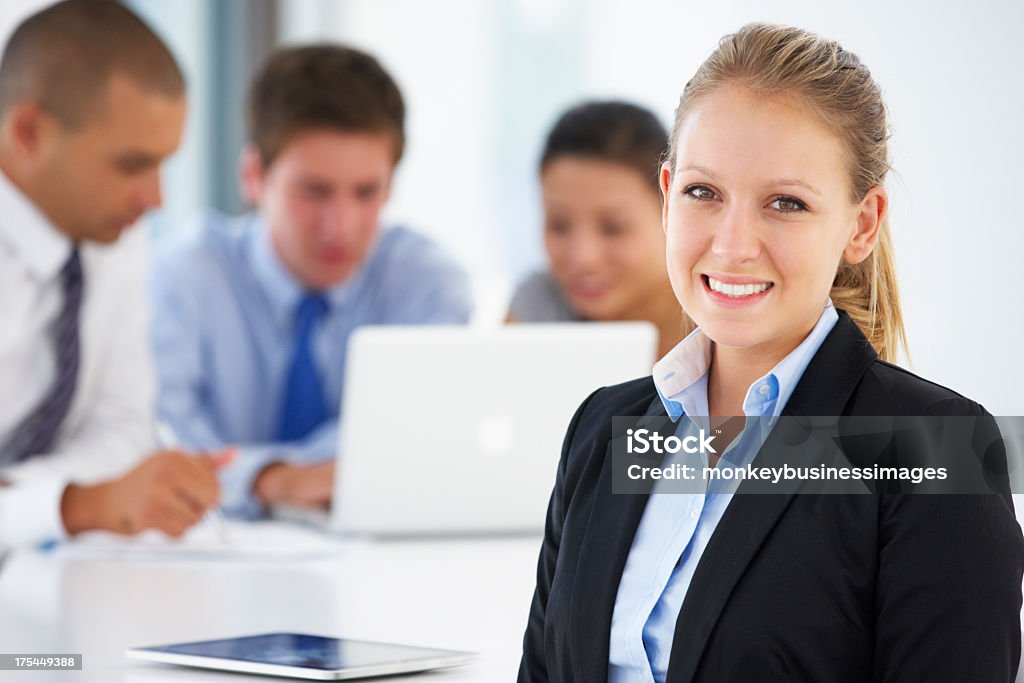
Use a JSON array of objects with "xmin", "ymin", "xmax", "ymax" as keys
[{"xmin": 0, "ymin": 0, "xmax": 48, "ymax": 47}]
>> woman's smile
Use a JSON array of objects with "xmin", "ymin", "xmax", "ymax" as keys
[{"xmin": 701, "ymin": 273, "xmax": 774, "ymax": 307}]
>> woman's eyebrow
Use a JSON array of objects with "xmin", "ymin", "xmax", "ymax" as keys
[
  {"xmin": 769, "ymin": 178, "xmax": 822, "ymax": 197},
  {"xmin": 678, "ymin": 164, "xmax": 719, "ymax": 180},
  {"xmin": 680, "ymin": 165, "xmax": 822, "ymax": 197}
]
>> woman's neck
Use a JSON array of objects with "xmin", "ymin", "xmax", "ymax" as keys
[
  {"xmin": 705, "ymin": 336, "xmax": 798, "ymax": 417},
  {"xmin": 707, "ymin": 347, "xmax": 769, "ymax": 417},
  {"xmin": 706, "ymin": 308, "xmax": 825, "ymax": 416}
]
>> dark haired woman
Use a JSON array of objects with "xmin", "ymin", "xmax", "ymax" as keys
[{"xmin": 507, "ymin": 101, "xmax": 685, "ymax": 357}]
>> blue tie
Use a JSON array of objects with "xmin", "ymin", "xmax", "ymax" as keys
[
  {"xmin": 276, "ymin": 293, "xmax": 329, "ymax": 441},
  {"xmin": 3, "ymin": 247, "xmax": 83, "ymax": 463}
]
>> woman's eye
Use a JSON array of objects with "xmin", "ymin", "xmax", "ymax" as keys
[
  {"xmin": 600, "ymin": 222, "xmax": 626, "ymax": 237},
  {"xmin": 684, "ymin": 184, "xmax": 717, "ymax": 202},
  {"xmin": 769, "ymin": 195, "xmax": 807, "ymax": 213}
]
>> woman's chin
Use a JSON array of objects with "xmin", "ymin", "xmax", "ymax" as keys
[
  {"xmin": 568, "ymin": 295, "xmax": 621, "ymax": 321},
  {"xmin": 694, "ymin": 321, "xmax": 770, "ymax": 351}
]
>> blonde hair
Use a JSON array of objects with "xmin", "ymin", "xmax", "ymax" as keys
[{"xmin": 666, "ymin": 23, "xmax": 907, "ymax": 362}]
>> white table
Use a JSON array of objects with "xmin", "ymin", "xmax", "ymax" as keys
[
  {"xmin": 6, "ymin": 519, "xmax": 1021, "ymax": 683},
  {"xmin": 0, "ymin": 522, "xmax": 542, "ymax": 682}
]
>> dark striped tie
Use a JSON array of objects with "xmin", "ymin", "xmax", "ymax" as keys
[{"xmin": 2, "ymin": 247, "xmax": 83, "ymax": 463}]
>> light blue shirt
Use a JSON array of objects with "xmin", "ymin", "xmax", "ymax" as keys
[
  {"xmin": 150, "ymin": 211, "xmax": 473, "ymax": 518},
  {"xmin": 608, "ymin": 303, "xmax": 839, "ymax": 683}
]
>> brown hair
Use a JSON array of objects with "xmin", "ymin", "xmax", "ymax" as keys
[
  {"xmin": 248, "ymin": 44, "xmax": 405, "ymax": 167},
  {"xmin": 0, "ymin": 0, "xmax": 184, "ymax": 128},
  {"xmin": 540, "ymin": 100, "xmax": 667, "ymax": 194},
  {"xmin": 666, "ymin": 23, "xmax": 907, "ymax": 362}
]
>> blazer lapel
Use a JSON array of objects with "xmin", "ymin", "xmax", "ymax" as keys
[
  {"xmin": 569, "ymin": 393, "xmax": 673, "ymax": 682},
  {"xmin": 665, "ymin": 311, "xmax": 878, "ymax": 682}
]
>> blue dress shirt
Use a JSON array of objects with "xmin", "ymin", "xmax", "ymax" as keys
[
  {"xmin": 608, "ymin": 303, "xmax": 839, "ymax": 683},
  {"xmin": 150, "ymin": 211, "xmax": 473, "ymax": 517}
]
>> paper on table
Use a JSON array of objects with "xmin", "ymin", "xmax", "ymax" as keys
[{"xmin": 56, "ymin": 520, "xmax": 348, "ymax": 562}]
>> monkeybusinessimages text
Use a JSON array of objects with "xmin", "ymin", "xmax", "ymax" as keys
[{"xmin": 625, "ymin": 428, "xmax": 949, "ymax": 485}]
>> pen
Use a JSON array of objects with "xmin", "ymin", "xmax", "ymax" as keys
[
  {"xmin": 154, "ymin": 421, "xmax": 233, "ymax": 545},
  {"xmin": 203, "ymin": 506, "xmax": 233, "ymax": 546}
]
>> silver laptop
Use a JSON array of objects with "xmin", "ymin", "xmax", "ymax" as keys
[{"xmin": 285, "ymin": 323, "xmax": 656, "ymax": 536}]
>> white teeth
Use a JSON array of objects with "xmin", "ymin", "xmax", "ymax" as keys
[{"xmin": 707, "ymin": 276, "xmax": 770, "ymax": 297}]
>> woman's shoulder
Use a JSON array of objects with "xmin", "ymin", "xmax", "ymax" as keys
[
  {"xmin": 555, "ymin": 376, "xmax": 659, "ymax": 493},
  {"xmin": 508, "ymin": 269, "xmax": 580, "ymax": 322},
  {"xmin": 565, "ymin": 376, "xmax": 658, "ymax": 444},
  {"xmin": 584, "ymin": 375, "xmax": 658, "ymax": 412},
  {"xmin": 852, "ymin": 358, "xmax": 989, "ymax": 417}
]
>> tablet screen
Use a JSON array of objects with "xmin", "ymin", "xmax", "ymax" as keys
[{"xmin": 140, "ymin": 633, "xmax": 468, "ymax": 671}]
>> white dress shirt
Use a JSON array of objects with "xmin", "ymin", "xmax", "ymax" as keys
[{"xmin": 0, "ymin": 167, "xmax": 156, "ymax": 547}]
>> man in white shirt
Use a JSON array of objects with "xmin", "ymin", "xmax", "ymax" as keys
[{"xmin": 0, "ymin": 0, "xmax": 231, "ymax": 547}]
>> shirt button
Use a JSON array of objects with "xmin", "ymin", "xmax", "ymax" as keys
[
  {"xmin": 690, "ymin": 509, "xmax": 700, "ymax": 520},
  {"xmin": 758, "ymin": 384, "xmax": 771, "ymax": 396}
]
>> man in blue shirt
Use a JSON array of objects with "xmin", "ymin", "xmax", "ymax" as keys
[{"xmin": 150, "ymin": 45, "xmax": 473, "ymax": 519}]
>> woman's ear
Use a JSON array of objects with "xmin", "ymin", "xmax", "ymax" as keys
[
  {"xmin": 238, "ymin": 143, "xmax": 265, "ymax": 207},
  {"xmin": 660, "ymin": 161, "xmax": 673, "ymax": 234},
  {"xmin": 844, "ymin": 185, "xmax": 887, "ymax": 265}
]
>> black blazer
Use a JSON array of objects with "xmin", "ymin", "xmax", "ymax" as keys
[{"xmin": 519, "ymin": 311, "xmax": 1024, "ymax": 682}]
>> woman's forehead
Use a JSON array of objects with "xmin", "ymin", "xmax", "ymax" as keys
[{"xmin": 673, "ymin": 87, "xmax": 849, "ymax": 194}]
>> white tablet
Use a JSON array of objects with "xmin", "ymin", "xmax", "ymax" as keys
[{"xmin": 125, "ymin": 632, "xmax": 477, "ymax": 680}]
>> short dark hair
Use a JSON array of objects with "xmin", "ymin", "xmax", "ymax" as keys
[
  {"xmin": 540, "ymin": 100, "xmax": 668, "ymax": 193},
  {"xmin": 0, "ymin": 0, "xmax": 185, "ymax": 128},
  {"xmin": 248, "ymin": 44, "xmax": 406, "ymax": 167}
]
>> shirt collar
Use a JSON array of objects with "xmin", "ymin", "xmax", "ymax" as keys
[
  {"xmin": 247, "ymin": 212, "xmax": 382, "ymax": 328},
  {"xmin": 0, "ymin": 165, "xmax": 73, "ymax": 281},
  {"xmin": 652, "ymin": 326, "xmax": 712, "ymax": 420},
  {"xmin": 653, "ymin": 301, "xmax": 839, "ymax": 421},
  {"xmin": 249, "ymin": 214, "xmax": 302, "ymax": 329}
]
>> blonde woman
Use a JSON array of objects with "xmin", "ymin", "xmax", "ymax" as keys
[{"xmin": 519, "ymin": 24, "xmax": 1023, "ymax": 683}]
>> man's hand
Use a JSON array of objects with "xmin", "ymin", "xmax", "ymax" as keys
[
  {"xmin": 60, "ymin": 448, "xmax": 235, "ymax": 538},
  {"xmin": 253, "ymin": 460, "xmax": 334, "ymax": 509}
]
